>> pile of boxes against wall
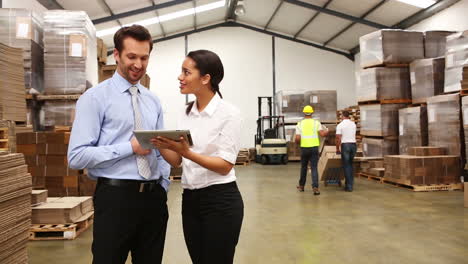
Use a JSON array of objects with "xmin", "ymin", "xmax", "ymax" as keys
[
  {"xmin": 355, "ymin": 29, "xmax": 466, "ymax": 190},
  {"xmin": 0, "ymin": 152, "xmax": 32, "ymax": 263},
  {"xmin": 275, "ymin": 90, "xmax": 337, "ymax": 161},
  {"xmin": 15, "ymin": 131, "xmax": 96, "ymax": 196}
]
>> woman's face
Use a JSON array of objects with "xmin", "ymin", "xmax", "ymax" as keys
[{"xmin": 178, "ymin": 57, "xmax": 208, "ymax": 95}]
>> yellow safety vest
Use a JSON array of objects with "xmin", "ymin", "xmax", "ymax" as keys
[{"xmin": 299, "ymin": 119, "xmax": 320, "ymax": 147}]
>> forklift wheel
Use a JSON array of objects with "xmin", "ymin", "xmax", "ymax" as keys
[
  {"xmin": 282, "ymin": 155, "xmax": 288, "ymax": 164},
  {"xmin": 261, "ymin": 155, "xmax": 268, "ymax": 165}
]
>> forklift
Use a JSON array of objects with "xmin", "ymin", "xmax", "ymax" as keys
[{"xmin": 255, "ymin": 96, "xmax": 288, "ymax": 165}]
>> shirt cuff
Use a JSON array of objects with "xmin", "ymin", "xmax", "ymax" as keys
[
  {"xmin": 219, "ymin": 150, "xmax": 237, "ymax": 165},
  {"xmin": 116, "ymin": 142, "xmax": 133, "ymax": 158},
  {"xmin": 160, "ymin": 177, "xmax": 170, "ymax": 192}
]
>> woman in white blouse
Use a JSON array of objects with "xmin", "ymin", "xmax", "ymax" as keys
[{"xmin": 152, "ymin": 49, "xmax": 244, "ymax": 264}]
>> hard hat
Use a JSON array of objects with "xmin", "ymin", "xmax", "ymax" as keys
[{"xmin": 303, "ymin": 105, "xmax": 314, "ymax": 114}]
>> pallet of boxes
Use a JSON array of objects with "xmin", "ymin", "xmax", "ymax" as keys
[
  {"xmin": 236, "ymin": 148, "xmax": 250, "ymax": 166},
  {"xmin": 357, "ymin": 29, "xmax": 420, "ymax": 179},
  {"xmin": 275, "ymin": 90, "xmax": 337, "ymax": 161}
]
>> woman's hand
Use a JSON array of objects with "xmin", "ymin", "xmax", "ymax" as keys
[{"xmin": 150, "ymin": 136, "xmax": 190, "ymax": 156}]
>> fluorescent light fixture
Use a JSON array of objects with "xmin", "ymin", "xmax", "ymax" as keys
[
  {"xmin": 395, "ymin": 0, "xmax": 436, "ymax": 8},
  {"xmin": 97, "ymin": 0, "xmax": 226, "ymax": 37}
]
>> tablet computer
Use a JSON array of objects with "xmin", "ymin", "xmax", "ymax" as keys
[{"xmin": 134, "ymin": 130, "xmax": 193, "ymax": 149}]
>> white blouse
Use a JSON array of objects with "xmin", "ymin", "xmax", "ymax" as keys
[{"xmin": 177, "ymin": 94, "xmax": 242, "ymax": 190}]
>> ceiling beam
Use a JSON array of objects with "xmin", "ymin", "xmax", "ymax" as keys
[
  {"xmin": 93, "ymin": 0, "xmax": 192, "ymax": 25},
  {"xmin": 293, "ymin": 0, "xmax": 333, "ymax": 39},
  {"xmin": 193, "ymin": 0, "xmax": 197, "ymax": 30},
  {"xmin": 264, "ymin": 0, "xmax": 283, "ymax": 30},
  {"xmin": 323, "ymin": 0, "xmax": 387, "ymax": 46},
  {"xmin": 349, "ymin": 0, "xmax": 461, "ymax": 55},
  {"xmin": 150, "ymin": 0, "xmax": 167, "ymax": 37},
  {"xmin": 225, "ymin": 0, "xmax": 239, "ymax": 21},
  {"xmin": 107, "ymin": 21, "xmax": 353, "ymax": 60},
  {"xmin": 36, "ymin": 0, "xmax": 64, "ymax": 9},
  {"xmin": 284, "ymin": 0, "xmax": 387, "ymax": 29},
  {"xmin": 99, "ymin": 0, "xmax": 122, "ymax": 27}
]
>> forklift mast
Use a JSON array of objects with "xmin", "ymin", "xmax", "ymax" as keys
[{"xmin": 255, "ymin": 96, "xmax": 286, "ymax": 145}]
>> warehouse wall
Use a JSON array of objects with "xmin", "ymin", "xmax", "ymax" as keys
[
  {"xmin": 409, "ymin": 0, "xmax": 468, "ymax": 31},
  {"xmin": 2, "ymin": 0, "xmax": 47, "ymax": 12},
  {"xmin": 107, "ymin": 26, "xmax": 356, "ymax": 148}
]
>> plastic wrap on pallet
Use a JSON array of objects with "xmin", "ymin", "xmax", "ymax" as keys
[
  {"xmin": 462, "ymin": 96, "xmax": 468, "ymax": 164},
  {"xmin": 362, "ymin": 137, "xmax": 398, "ymax": 157},
  {"xmin": 43, "ymin": 10, "xmax": 97, "ymax": 95},
  {"xmin": 304, "ymin": 90, "xmax": 337, "ymax": 123},
  {"xmin": 384, "ymin": 155, "xmax": 460, "ymax": 185},
  {"xmin": 359, "ymin": 29, "xmax": 424, "ymax": 69},
  {"xmin": 279, "ymin": 125, "xmax": 296, "ymax": 142},
  {"xmin": 0, "ymin": 8, "xmax": 44, "ymax": 94},
  {"xmin": 398, "ymin": 106, "xmax": 428, "ymax": 154},
  {"xmin": 40, "ymin": 100, "xmax": 76, "ymax": 127},
  {"xmin": 358, "ymin": 67, "xmax": 411, "ymax": 102},
  {"xmin": 424, "ymin": 31, "xmax": 456, "ymax": 58},
  {"xmin": 360, "ymin": 104, "xmax": 406, "ymax": 137},
  {"xmin": 275, "ymin": 90, "xmax": 337, "ymax": 123},
  {"xmin": 427, "ymin": 94, "xmax": 463, "ymax": 157},
  {"xmin": 444, "ymin": 31, "xmax": 468, "ymax": 92},
  {"xmin": 410, "ymin": 58, "xmax": 445, "ymax": 103}
]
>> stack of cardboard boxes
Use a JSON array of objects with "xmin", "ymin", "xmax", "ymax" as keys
[{"xmin": 0, "ymin": 153, "xmax": 31, "ymax": 263}]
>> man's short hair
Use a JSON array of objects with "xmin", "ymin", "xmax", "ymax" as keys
[
  {"xmin": 114, "ymin": 25, "xmax": 153, "ymax": 54},
  {"xmin": 342, "ymin": 110, "xmax": 350, "ymax": 118}
]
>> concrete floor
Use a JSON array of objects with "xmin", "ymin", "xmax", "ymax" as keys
[{"xmin": 28, "ymin": 163, "xmax": 468, "ymax": 264}]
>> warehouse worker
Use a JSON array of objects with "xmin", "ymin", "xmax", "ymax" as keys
[
  {"xmin": 336, "ymin": 110, "xmax": 357, "ymax": 192},
  {"xmin": 68, "ymin": 25, "xmax": 170, "ymax": 264},
  {"xmin": 295, "ymin": 105, "xmax": 328, "ymax": 195}
]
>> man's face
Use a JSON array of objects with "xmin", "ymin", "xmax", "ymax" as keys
[{"xmin": 114, "ymin": 37, "xmax": 150, "ymax": 84}]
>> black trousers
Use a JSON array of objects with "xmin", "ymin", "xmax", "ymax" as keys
[
  {"xmin": 182, "ymin": 182, "xmax": 244, "ymax": 264},
  {"xmin": 92, "ymin": 180, "xmax": 169, "ymax": 264},
  {"xmin": 299, "ymin": 147, "xmax": 319, "ymax": 188}
]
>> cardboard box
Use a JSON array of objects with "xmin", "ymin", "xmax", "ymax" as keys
[
  {"xmin": 399, "ymin": 106, "xmax": 428, "ymax": 154},
  {"xmin": 16, "ymin": 132, "xmax": 47, "ymax": 144},
  {"xmin": 410, "ymin": 58, "xmax": 445, "ymax": 103},
  {"xmin": 360, "ymin": 29, "xmax": 424, "ymax": 68},
  {"xmin": 360, "ymin": 104, "xmax": 407, "ymax": 137},
  {"xmin": 31, "ymin": 190, "xmax": 47, "ymax": 204},
  {"xmin": 358, "ymin": 67, "xmax": 411, "ymax": 102},
  {"xmin": 384, "ymin": 155, "xmax": 460, "ymax": 185},
  {"xmin": 408, "ymin": 146, "xmax": 446, "ymax": 156},
  {"xmin": 362, "ymin": 137, "xmax": 398, "ymax": 157},
  {"xmin": 424, "ymin": 31, "xmax": 456, "ymax": 58}
]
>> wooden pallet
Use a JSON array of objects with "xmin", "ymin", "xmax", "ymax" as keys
[
  {"xmin": 381, "ymin": 178, "xmax": 463, "ymax": 192},
  {"xmin": 363, "ymin": 63, "xmax": 409, "ymax": 69},
  {"xmin": 358, "ymin": 99, "xmax": 412, "ymax": 105},
  {"xmin": 235, "ymin": 160, "xmax": 250, "ymax": 166},
  {"xmin": 36, "ymin": 94, "xmax": 82, "ymax": 101},
  {"xmin": 170, "ymin": 175, "xmax": 181, "ymax": 181},
  {"xmin": 358, "ymin": 172, "xmax": 383, "ymax": 183},
  {"xmin": 29, "ymin": 211, "xmax": 94, "ymax": 241}
]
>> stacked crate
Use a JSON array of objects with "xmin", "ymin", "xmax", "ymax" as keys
[
  {"xmin": 0, "ymin": 153, "xmax": 32, "ymax": 263},
  {"xmin": 0, "ymin": 120, "xmax": 16, "ymax": 153},
  {"xmin": 40, "ymin": 10, "xmax": 97, "ymax": 129},
  {"xmin": 15, "ymin": 131, "xmax": 96, "ymax": 196},
  {"xmin": 384, "ymin": 146, "xmax": 460, "ymax": 186},
  {"xmin": 398, "ymin": 106, "xmax": 428, "ymax": 154},
  {"xmin": 0, "ymin": 8, "xmax": 44, "ymax": 95},
  {"xmin": 409, "ymin": 58, "xmax": 445, "ymax": 104},
  {"xmin": 236, "ymin": 148, "xmax": 250, "ymax": 165},
  {"xmin": 358, "ymin": 29, "xmax": 423, "ymax": 157}
]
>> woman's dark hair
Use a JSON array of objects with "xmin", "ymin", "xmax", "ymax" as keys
[
  {"xmin": 185, "ymin": 50, "xmax": 224, "ymax": 114},
  {"xmin": 114, "ymin": 25, "xmax": 153, "ymax": 54}
]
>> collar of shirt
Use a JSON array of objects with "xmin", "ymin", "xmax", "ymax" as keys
[
  {"xmin": 189, "ymin": 93, "xmax": 221, "ymax": 117},
  {"xmin": 111, "ymin": 71, "xmax": 145, "ymax": 94}
]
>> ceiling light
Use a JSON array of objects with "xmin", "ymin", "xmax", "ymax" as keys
[
  {"xmin": 234, "ymin": 0, "xmax": 245, "ymax": 16},
  {"xmin": 97, "ymin": 0, "xmax": 226, "ymax": 37},
  {"xmin": 395, "ymin": 0, "xmax": 436, "ymax": 9}
]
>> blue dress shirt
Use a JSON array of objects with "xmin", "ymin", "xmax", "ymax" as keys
[{"xmin": 67, "ymin": 72, "xmax": 170, "ymax": 191}]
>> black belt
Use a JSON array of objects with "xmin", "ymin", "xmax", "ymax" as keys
[{"xmin": 98, "ymin": 177, "xmax": 163, "ymax": 193}]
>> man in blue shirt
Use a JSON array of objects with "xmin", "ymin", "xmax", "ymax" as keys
[{"xmin": 68, "ymin": 25, "xmax": 170, "ymax": 264}]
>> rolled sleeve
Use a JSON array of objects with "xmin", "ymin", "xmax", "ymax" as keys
[
  {"xmin": 217, "ymin": 117, "xmax": 242, "ymax": 164},
  {"xmin": 336, "ymin": 123, "xmax": 342, "ymax": 135}
]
